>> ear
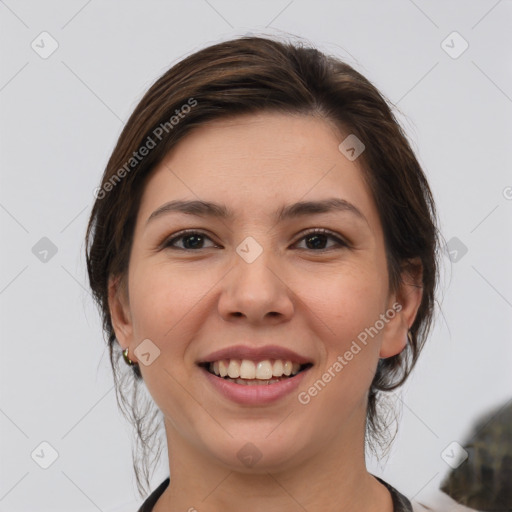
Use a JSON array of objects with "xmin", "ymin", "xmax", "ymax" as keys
[
  {"xmin": 108, "ymin": 274, "xmax": 137, "ymax": 363},
  {"xmin": 380, "ymin": 258, "xmax": 423, "ymax": 358}
]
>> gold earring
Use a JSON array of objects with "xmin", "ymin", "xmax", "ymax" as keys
[
  {"xmin": 407, "ymin": 331, "xmax": 413, "ymax": 344},
  {"xmin": 122, "ymin": 347, "xmax": 137, "ymax": 366}
]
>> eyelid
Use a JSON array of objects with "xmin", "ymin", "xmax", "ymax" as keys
[
  {"xmin": 157, "ymin": 228, "xmax": 219, "ymax": 251},
  {"xmin": 297, "ymin": 227, "xmax": 350, "ymax": 248},
  {"xmin": 159, "ymin": 227, "xmax": 351, "ymax": 252}
]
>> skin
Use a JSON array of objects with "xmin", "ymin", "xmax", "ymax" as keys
[{"xmin": 109, "ymin": 112, "xmax": 423, "ymax": 511}]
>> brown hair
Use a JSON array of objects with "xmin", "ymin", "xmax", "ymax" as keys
[{"xmin": 85, "ymin": 34, "xmax": 440, "ymax": 496}]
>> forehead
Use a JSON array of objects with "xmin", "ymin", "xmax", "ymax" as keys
[{"xmin": 137, "ymin": 112, "xmax": 380, "ymax": 234}]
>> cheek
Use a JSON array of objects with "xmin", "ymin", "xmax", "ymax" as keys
[
  {"xmin": 298, "ymin": 261, "xmax": 387, "ymax": 345},
  {"xmin": 128, "ymin": 261, "xmax": 206, "ymax": 342},
  {"xmin": 296, "ymin": 272, "xmax": 384, "ymax": 418},
  {"xmin": 128, "ymin": 264, "xmax": 205, "ymax": 431},
  {"xmin": 294, "ymin": 263, "xmax": 386, "ymax": 408}
]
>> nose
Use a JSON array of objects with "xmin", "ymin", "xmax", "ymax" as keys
[{"xmin": 217, "ymin": 244, "xmax": 295, "ymax": 325}]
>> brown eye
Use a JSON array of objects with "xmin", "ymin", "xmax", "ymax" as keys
[
  {"xmin": 164, "ymin": 230, "xmax": 217, "ymax": 250},
  {"xmin": 294, "ymin": 229, "xmax": 348, "ymax": 251},
  {"xmin": 161, "ymin": 228, "xmax": 348, "ymax": 252}
]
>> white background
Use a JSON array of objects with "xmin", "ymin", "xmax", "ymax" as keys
[{"xmin": 1, "ymin": 1, "xmax": 511, "ymax": 510}]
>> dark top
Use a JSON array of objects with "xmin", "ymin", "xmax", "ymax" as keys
[{"xmin": 136, "ymin": 475, "xmax": 413, "ymax": 511}]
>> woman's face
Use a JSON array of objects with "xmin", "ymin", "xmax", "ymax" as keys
[{"xmin": 110, "ymin": 112, "xmax": 420, "ymax": 472}]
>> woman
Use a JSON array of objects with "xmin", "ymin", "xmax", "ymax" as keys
[{"xmin": 86, "ymin": 35, "xmax": 440, "ymax": 511}]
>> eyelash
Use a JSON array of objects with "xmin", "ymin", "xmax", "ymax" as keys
[{"xmin": 161, "ymin": 228, "xmax": 349, "ymax": 252}]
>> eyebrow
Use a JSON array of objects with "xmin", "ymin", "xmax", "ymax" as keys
[{"xmin": 146, "ymin": 197, "xmax": 367, "ymax": 226}]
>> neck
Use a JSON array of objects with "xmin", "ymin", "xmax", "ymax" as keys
[{"xmin": 153, "ymin": 415, "xmax": 393, "ymax": 512}]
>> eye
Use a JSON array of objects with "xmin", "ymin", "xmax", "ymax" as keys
[
  {"xmin": 161, "ymin": 228, "xmax": 348, "ymax": 252},
  {"xmin": 163, "ymin": 230, "xmax": 219, "ymax": 250},
  {"xmin": 293, "ymin": 228, "xmax": 348, "ymax": 251}
]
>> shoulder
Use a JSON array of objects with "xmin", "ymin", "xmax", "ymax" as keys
[
  {"xmin": 373, "ymin": 475, "xmax": 413, "ymax": 511},
  {"xmin": 411, "ymin": 489, "xmax": 480, "ymax": 511}
]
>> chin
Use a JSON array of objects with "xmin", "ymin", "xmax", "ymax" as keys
[{"xmin": 201, "ymin": 430, "xmax": 311, "ymax": 474}]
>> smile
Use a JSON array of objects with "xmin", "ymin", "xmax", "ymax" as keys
[
  {"xmin": 197, "ymin": 344, "xmax": 314, "ymax": 404},
  {"xmin": 203, "ymin": 359, "xmax": 312, "ymax": 385}
]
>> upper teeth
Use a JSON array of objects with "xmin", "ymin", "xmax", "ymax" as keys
[{"xmin": 209, "ymin": 359, "xmax": 301, "ymax": 379}]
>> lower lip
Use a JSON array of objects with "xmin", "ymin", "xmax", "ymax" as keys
[{"xmin": 200, "ymin": 366, "xmax": 311, "ymax": 405}]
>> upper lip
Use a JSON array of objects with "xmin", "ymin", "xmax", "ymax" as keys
[{"xmin": 198, "ymin": 344, "xmax": 313, "ymax": 365}]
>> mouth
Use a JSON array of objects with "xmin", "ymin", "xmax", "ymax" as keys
[
  {"xmin": 199, "ymin": 359, "xmax": 314, "ymax": 385},
  {"xmin": 196, "ymin": 344, "xmax": 314, "ymax": 404}
]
